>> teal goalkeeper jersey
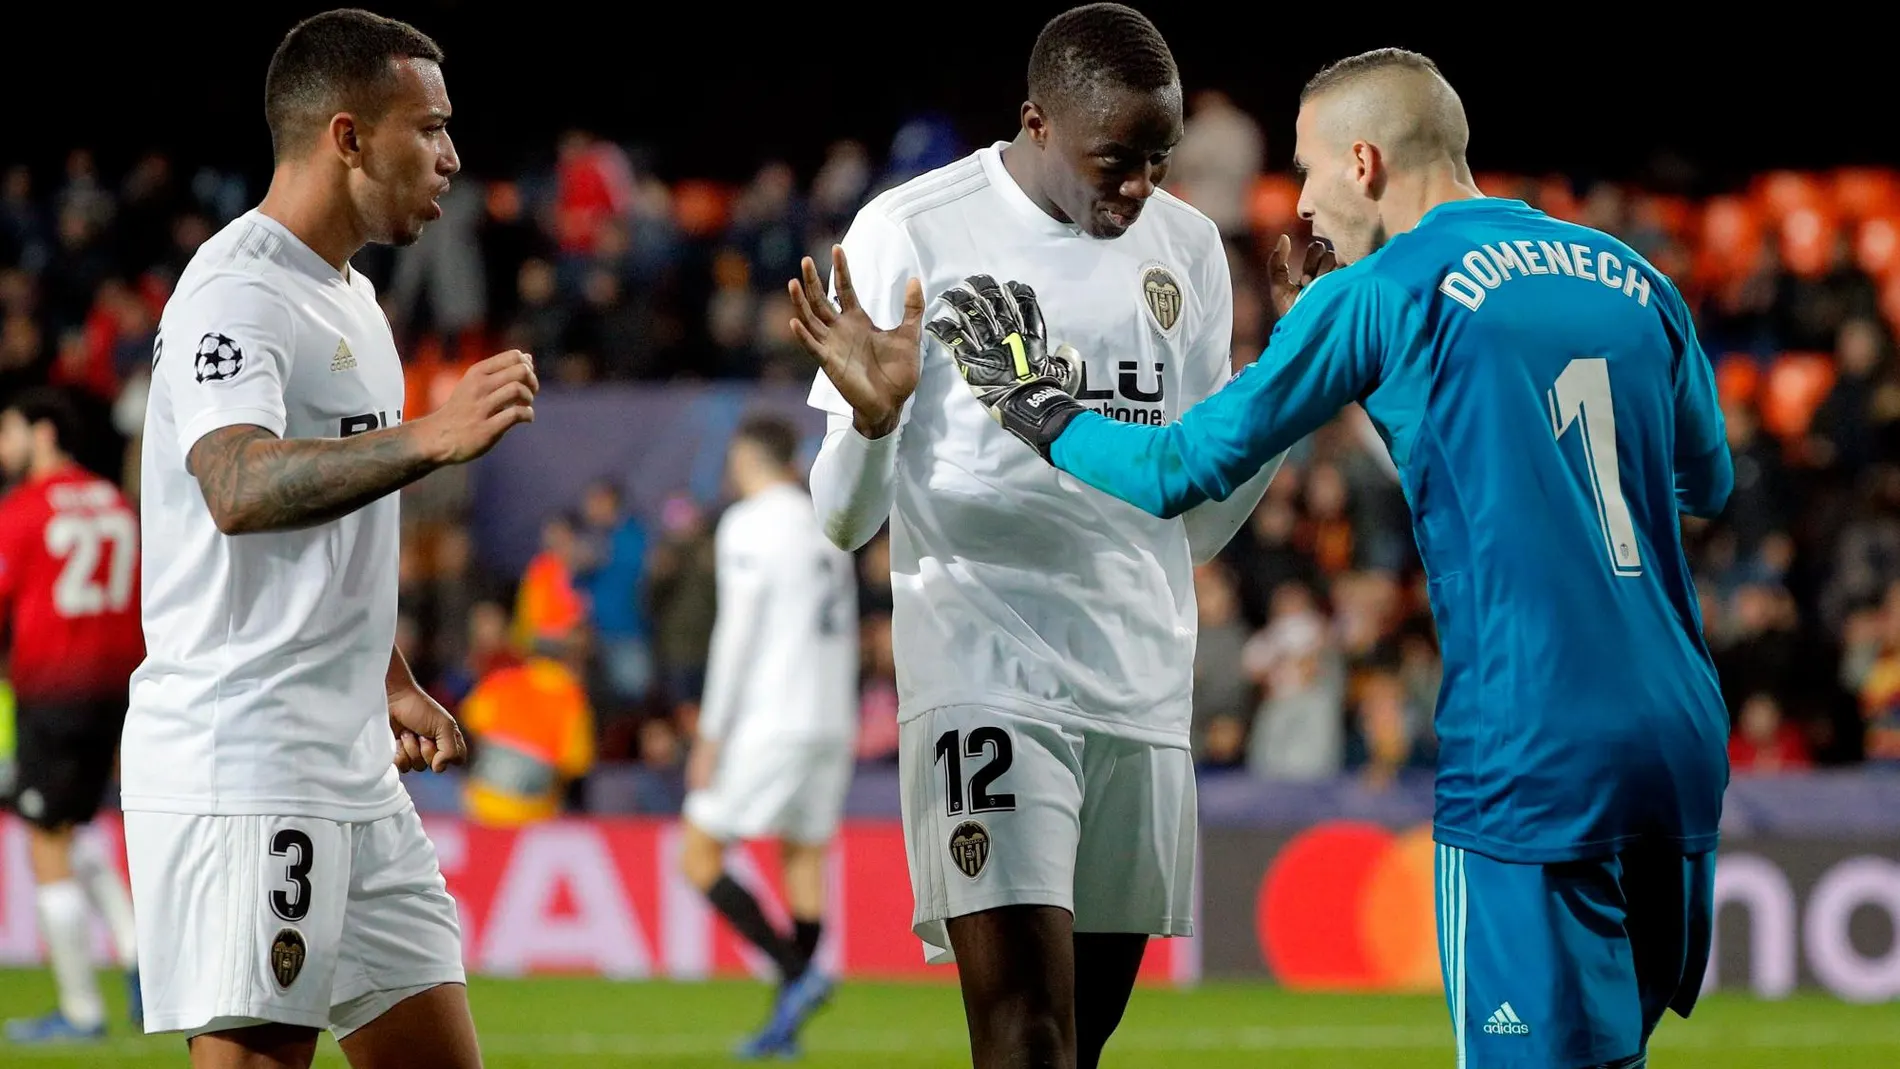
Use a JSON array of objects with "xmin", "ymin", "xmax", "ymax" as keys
[{"xmin": 1051, "ymin": 197, "xmax": 1735, "ymax": 862}]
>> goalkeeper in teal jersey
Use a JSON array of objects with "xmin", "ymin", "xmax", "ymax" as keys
[{"xmin": 928, "ymin": 49, "xmax": 1734, "ymax": 1069}]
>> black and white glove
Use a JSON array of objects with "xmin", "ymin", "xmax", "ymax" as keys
[{"xmin": 925, "ymin": 274, "xmax": 1086, "ymax": 459}]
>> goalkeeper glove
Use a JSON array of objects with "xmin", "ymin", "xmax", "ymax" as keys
[{"xmin": 926, "ymin": 274, "xmax": 1086, "ymax": 459}]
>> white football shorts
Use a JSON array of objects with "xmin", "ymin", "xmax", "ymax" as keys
[
  {"xmin": 124, "ymin": 798, "xmax": 465, "ymax": 1039},
  {"xmin": 684, "ymin": 735, "xmax": 855, "ymax": 845},
  {"xmin": 899, "ymin": 705, "xmax": 1197, "ymax": 965}
]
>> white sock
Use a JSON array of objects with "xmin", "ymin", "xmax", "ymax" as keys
[
  {"xmin": 70, "ymin": 833, "xmax": 138, "ymax": 969},
  {"xmin": 36, "ymin": 881, "xmax": 104, "ymax": 1028}
]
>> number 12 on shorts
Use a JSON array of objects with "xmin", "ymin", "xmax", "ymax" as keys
[{"xmin": 934, "ymin": 727, "xmax": 1017, "ymax": 816}]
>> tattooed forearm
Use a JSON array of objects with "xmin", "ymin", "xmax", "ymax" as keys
[{"xmin": 187, "ymin": 424, "xmax": 437, "ymax": 535}]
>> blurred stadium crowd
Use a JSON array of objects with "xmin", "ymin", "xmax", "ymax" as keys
[{"xmin": 4, "ymin": 89, "xmax": 1900, "ymax": 822}]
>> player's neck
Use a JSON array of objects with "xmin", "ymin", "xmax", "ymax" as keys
[
  {"xmin": 739, "ymin": 472, "xmax": 796, "ymax": 499},
  {"xmin": 1000, "ymin": 134, "xmax": 1069, "ymax": 225},
  {"xmin": 257, "ymin": 165, "xmax": 365, "ymax": 274},
  {"xmin": 27, "ymin": 452, "xmax": 72, "ymax": 481},
  {"xmin": 1381, "ymin": 162, "xmax": 1486, "ymax": 238}
]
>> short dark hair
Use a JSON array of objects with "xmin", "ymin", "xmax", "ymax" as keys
[
  {"xmin": 1028, "ymin": 3, "xmax": 1178, "ymax": 116},
  {"xmin": 3, "ymin": 387, "xmax": 82, "ymax": 453},
  {"xmin": 1302, "ymin": 47, "xmax": 1445, "ymax": 102},
  {"xmin": 733, "ymin": 413, "xmax": 800, "ymax": 470},
  {"xmin": 264, "ymin": 8, "xmax": 443, "ymax": 161}
]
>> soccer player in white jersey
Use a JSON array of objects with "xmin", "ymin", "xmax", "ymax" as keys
[
  {"xmin": 784, "ymin": 5, "xmax": 1325, "ymax": 1066},
  {"xmin": 121, "ymin": 11, "xmax": 537, "ymax": 1069},
  {"xmin": 677, "ymin": 413, "xmax": 860, "ymax": 1058}
]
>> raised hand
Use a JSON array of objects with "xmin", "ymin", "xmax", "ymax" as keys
[
  {"xmin": 1268, "ymin": 234, "xmax": 1339, "ymax": 317},
  {"xmin": 787, "ymin": 246, "xmax": 925, "ymax": 439},
  {"xmin": 419, "ymin": 349, "xmax": 539, "ymax": 464}
]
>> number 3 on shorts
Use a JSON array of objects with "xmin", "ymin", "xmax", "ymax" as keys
[
  {"xmin": 933, "ymin": 726, "xmax": 1017, "ymax": 816},
  {"xmin": 270, "ymin": 828, "xmax": 315, "ymax": 922}
]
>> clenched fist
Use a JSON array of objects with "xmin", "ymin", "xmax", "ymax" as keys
[{"xmin": 417, "ymin": 349, "xmax": 539, "ymax": 465}]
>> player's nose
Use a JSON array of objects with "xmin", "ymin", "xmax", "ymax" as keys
[
  {"xmin": 439, "ymin": 135, "xmax": 461, "ymax": 177},
  {"xmin": 1120, "ymin": 165, "xmax": 1158, "ymax": 202}
]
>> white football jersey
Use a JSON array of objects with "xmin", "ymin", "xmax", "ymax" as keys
[
  {"xmin": 809, "ymin": 143, "xmax": 1235, "ymax": 747},
  {"xmin": 698, "ymin": 482, "xmax": 860, "ymax": 744},
  {"xmin": 123, "ymin": 211, "xmax": 408, "ymax": 822}
]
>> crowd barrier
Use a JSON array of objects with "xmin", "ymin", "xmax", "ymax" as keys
[{"xmin": 3, "ymin": 769, "xmax": 1896, "ymax": 1001}]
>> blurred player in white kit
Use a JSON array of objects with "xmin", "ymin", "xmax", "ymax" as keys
[{"xmin": 678, "ymin": 413, "xmax": 860, "ymax": 1058}]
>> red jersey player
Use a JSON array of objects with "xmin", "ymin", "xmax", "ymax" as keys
[{"xmin": 0, "ymin": 387, "xmax": 144, "ymax": 1042}]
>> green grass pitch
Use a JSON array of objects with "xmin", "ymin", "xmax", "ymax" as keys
[{"xmin": 1, "ymin": 968, "xmax": 1896, "ymax": 1066}]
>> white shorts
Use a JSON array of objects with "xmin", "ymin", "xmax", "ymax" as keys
[
  {"xmin": 684, "ymin": 736, "xmax": 854, "ymax": 845},
  {"xmin": 124, "ymin": 799, "xmax": 465, "ymax": 1039},
  {"xmin": 899, "ymin": 705, "xmax": 1196, "ymax": 965}
]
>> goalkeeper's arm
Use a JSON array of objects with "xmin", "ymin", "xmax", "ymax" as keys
[{"xmin": 1037, "ymin": 271, "xmax": 1401, "ymax": 519}]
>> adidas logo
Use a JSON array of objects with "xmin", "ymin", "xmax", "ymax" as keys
[
  {"xmin": 331, "ymin": 338, "xmax": 357, "ymax": 372},
  {"xmin": 1483, "ymin": 1002, "xmax": 1531, "ymax": 1036}
]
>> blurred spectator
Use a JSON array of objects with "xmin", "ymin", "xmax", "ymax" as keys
[
  {"xmin": 1169, "ymin": 89, "xmax": 1263, "ymax": 238},
  {"xmin": 552, "ymin": 130, "xmax": 635, "ymax": 258},
  {"xmin": 872, "ymin": 113, "xmax": 963, "ymax": 197},
  {"xmin": 1847, "ymin": 580, "xmax": 1900, "ymax": 764},
  {"xmin": 514, "ymin": 512, "xmax": 586, "ymax": 652},
  {"xmin": 1728, "ymin": 692, "xmax": 1812, "ymax": 774},
  {"xmin": 458, "ymin": 635, "xmax": 596, "ymax": 827},
  {"xmin": 506, "ymin": 257, "xmax": 572, "ymax": 365},
  {"xmin": 1719, "ymin": 400, "xmax": 1790, "ymax": 558},
  {"xmin": 575, "ymin": 480, "xmax": 654, "ymax": 710},
  {"xmin": 1, "ymin": 166, "xmax": 50, "ymax": 274},
  {"xmin": 434, "ymin": 600, "xmax": 518, "ymax": 709},
  {"xmin": 388, "ymin": 179, "xmax": 487, "ymax": 350},
  {"xmin": 645, "ymin": 493, "xmax": 717, "ymax": 708},
  {"xmin": 856, "ymin": 615, "xmax": 898, "ymax": 762},
  {"xmin": 1349, "ymin": 670, "xmax": 1425, "ymax": 792},
  {"xmin": 809, "ymin": 140, "xmax": 872, "ymax": 240},
  {"xmin": 1191, "ymin": 562, "xmax": 1251, "ymax": 764},
  {"xmin": 1242, "ymin": 583, "xmax": 1345, "ymax": 781},
  {"xmin": 1807, "ymin": 317, "xmax": 1900, "ymax": 475},
  {"xmin": 1774, "ymin": 231, "xmax": 1880, "ymax": 352}
]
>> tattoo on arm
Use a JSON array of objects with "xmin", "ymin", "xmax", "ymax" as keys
[{"xmin": 188, "ymin": 424, "xmax": 436, "ymax": 535}]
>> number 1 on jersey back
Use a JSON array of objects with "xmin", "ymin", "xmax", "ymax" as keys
[{"xmin": 1547, "ymin": 357, "xmax": 1642, "ymax": 577}]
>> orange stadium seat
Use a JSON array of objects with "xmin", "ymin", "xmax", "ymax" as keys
[
  {"xmin": 1854, "ymin": 215, "xmax": 1900, "ymax": 280},
  {"xmin": 1752, "ymin": 170, "xmax": 1827, "ymax": 219},
  {"xmin": 1537, "ymin": 176, "xmax": 1580, "ymax": 221},
  {"xmin": 1695, "ymin": 195, "xmax": 1765, "ymax": 285},
  {"xmin": 1758, "ymin": 352, "xmax": 1835, "ymax": 441},
  {"xmin": 1715, "ymin": 354, "xmax": 1760, "ymax": 408},
  {"xmin": 672, "ymin": 180, "xmax": 734, "ymax": 238},
  {"xmin": 1831, "ymin": 167, "xmax": 1900, "ymax": 219},
  {"xmin": 1474, "ymin": 172, "xmax": 1528, "ymax": 198},
  {"xmin": 1633, "ymin": 194, "xmax": 1695, "ymax": 242},
  {"xmin": 1778, "ymin": 207, "xmax": 1841, "ymax": 278},
  {"xmin": 485, "ymin": 180, "xmax": 523, "ymax": 224},
  {"xmin": 1248, "ymin": 174, "xmax": 1301, "ymax": 233}
]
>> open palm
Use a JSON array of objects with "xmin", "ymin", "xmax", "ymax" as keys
[{"xmin": 788, "ymin": 246, "xmax": 925, "ymax": 438}]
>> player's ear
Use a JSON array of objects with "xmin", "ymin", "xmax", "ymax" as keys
[
  {"xmin": 1022, "ymin": 102, "xmax": 1050, "ymax": 149},
  {"xmin": 330, "ymin": 113, "xmax": 366, "ymax": 169},
  {"xmin": 1353, "ymin": 140, "xmax": 1385, "ymax": 199}
]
